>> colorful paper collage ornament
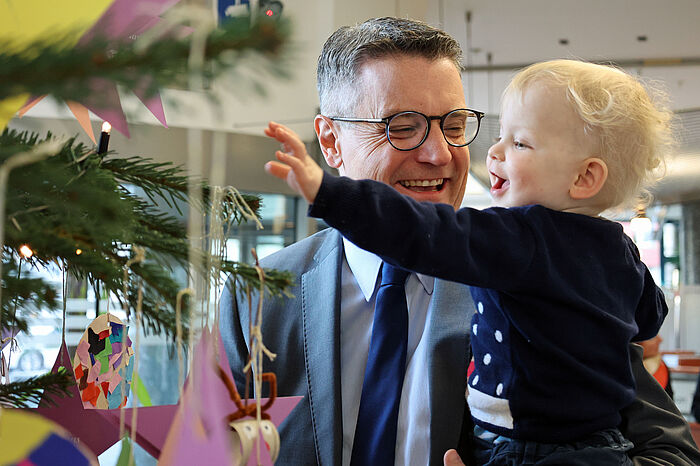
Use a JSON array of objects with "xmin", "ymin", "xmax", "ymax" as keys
[
  {"xmin": 0, "ymin": 408, "xmax": 98, "ymax": 466},
  {"xmin": 27, "ymin": 338, "xmax": 175, "ymax": 459},
  {"xmin": 72, "ymin": 313, "xmax": 134, "ymax": 409}
]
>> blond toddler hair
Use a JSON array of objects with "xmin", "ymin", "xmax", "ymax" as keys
[{"xmin": 504, "ymin": 59, "xmax": 675, "ymax": 210}]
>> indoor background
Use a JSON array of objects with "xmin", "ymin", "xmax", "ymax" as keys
[{"xmin": 6, "ymin": 0, "xmax": 700, "ymax": 461}]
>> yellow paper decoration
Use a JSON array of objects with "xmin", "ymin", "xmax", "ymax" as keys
[
  {"xmin": 0, "ymin": 0, "xmax": 114, "ymax": 130},
  {"xmin": 0, "ymin": 408, "xmax": 55, "ymax": 463},
  {"xmin": 0, "ymin": 94, "xmax": 29, "ymax": 133}
]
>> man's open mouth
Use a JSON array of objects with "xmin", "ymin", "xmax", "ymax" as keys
[{"xmin": 399, "ymin": 178, "xmax": 445, "ymax": 192}]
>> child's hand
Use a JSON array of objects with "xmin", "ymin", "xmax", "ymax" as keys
[{"xmin": 264, "ymin": 121, "xmax": 324, "ymax": 204}]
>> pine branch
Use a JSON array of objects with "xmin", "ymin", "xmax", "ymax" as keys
[
  {"xmin": 0, "ymin": 15, "xmax": 290, "ymax": 102},
  {"xmin": 0, "ymin": 367, "xmax": 73, "ymax": 408},
  {"xmin": 1, "ymin": 129, "xmax": 293, "ymax": 341},
  {"xmin": 1, "ymin": 130, "xmax": 260, "ymax": 222},
  {"xmin": 1, "ymin": 259, "xmax": 60, "ymax": 333},
  {"xmin": 105, "ymin": 158, "xmax": 261, "ymax": 221},
  {"xmin": 221, "ymin": 260, "xmax": 294, "ymax": 299}
]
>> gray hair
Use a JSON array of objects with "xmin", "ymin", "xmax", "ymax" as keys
[{"xmin": 317, "ymin": 17, "xmax": 463, "ymax": 115}]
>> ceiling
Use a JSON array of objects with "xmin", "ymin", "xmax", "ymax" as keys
[
  {"xmin": 440, "ymin": 0, "xmax": 700, "ymax": 68},
  {"xmin": 430, "ymin": 0, "xmax": 700, "ymax": 205}
]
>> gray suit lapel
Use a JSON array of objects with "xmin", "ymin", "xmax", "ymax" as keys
[
  {"xmin": 428, "ymin": 279, "xmax": 472, "ymax": 464},
  {"xmin": 301, "ymin": 231, "xmax": 344, "ymax": 465}
]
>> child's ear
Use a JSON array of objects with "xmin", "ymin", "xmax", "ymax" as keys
[
  {"xmin": 569, "ymin": 157, "xmax": 608, "ymax": 200},
  {"xmin": 314, "ymin": 115, "xmax": 343, "ymax": 169}
]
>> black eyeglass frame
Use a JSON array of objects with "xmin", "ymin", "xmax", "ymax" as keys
[{"xmin": 328, "ymin": 108, "xmax": 485, "ymax": 151}]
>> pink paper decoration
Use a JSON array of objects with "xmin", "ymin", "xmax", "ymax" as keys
[{"xmin": 19, "ymin": 0, "xmax": 189, "ymax": 139}]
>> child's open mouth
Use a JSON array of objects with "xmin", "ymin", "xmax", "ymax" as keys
[{"xmin": 490, "ymin": 172, "xmax": 509, "ymax": 193}]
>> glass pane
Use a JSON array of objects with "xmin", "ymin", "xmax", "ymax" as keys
[
  {"xmin": 230, "ymin": 193, "xmax": 298, "ymax": 264},
  {"xmin": 388, "ymin": 112, "xmax": 426, "ymax": 149}
]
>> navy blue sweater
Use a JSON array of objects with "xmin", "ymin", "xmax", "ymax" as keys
[{"xmin": 309, "ymin": 173, "xmax": 667, "ymax": 442}]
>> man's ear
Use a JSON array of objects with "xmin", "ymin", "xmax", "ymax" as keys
[
  {"xmin": 314, "ymin": 114, "xmax": 343, "ymax": 169},
  {"xmin": 569, "ymin": 157, "xmax": 608, "ymax": 200}
]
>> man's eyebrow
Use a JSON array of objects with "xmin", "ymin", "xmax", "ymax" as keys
[{"xmin": 380, "ymin": 107, "xmax": 404, "ymax": 116}]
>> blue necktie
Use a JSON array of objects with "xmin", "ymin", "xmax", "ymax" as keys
[{"xmin": 351, "ymin": 263, "xmax": 410, "ymax": 466}]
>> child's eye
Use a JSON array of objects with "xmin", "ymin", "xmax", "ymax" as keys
[
  {"xmin": 514, "ymin": 140, "xmax": 527, "ymax": 149},
  {"xmin": 493, "ymin": 136, "xmax": 501, "ymax": 144}
]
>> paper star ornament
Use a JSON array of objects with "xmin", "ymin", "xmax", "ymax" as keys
[
  {"xmin": 17, "ymin": 0, "xmax": 186, "ymax": 140},
  {"xmin": 0, "ymin": 407, "xmax": 98, "ymax": 465},
  {"xmin": 0, "ymin": 0, "xmax": 114, "ymax": 131},
  {"xmin": 29, "ymin": 340, "xmax": 123, "ymax": 456}
]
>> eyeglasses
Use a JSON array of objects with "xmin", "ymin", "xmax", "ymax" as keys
[{"xmin": 328, "ymin": 108, "xmax": 484, "ymax": 151}]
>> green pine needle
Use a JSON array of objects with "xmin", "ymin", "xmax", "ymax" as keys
[
  {"xmin": 0, "ymin": 367, "xmax": 73, "ymax": 409},
  {"xmin": 0, "ymin": 15, "xmax": 290, "ymax": 102}
]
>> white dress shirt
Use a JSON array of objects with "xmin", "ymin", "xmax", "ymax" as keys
[{"xmin": 340, "ymin": 238, "xmax": 434, "ymax": 466}]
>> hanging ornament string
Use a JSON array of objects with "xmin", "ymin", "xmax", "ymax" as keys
[
  {"xmin": 61, "ymin": 261, "xmax": 67, "ymax": 344},
  {"xmin": 175, "ymin": 288, "xmax": 194, "ymax": 399},
  {"xmin": 206, "ymin": 186, "xmax": 224, "ymax": 360},
  {"xmin": 227, "ymin": 186, "xmax": 264, "ymax": 230},
  {"xmin": 127, "ymin": 273, "xmax": 144, "ymax": 466},
  {"xmin": 182, "ymin": 6, "xmax": 217, "ymax": 375},
  {"xmin": 5, "ymin": 252, "xmax": 27, "ymax": 382},
  {"xmin": 242, "ymin": 249, "xmax": 276, "ymax": 465},
  {"xmin": 207, "ymin": 125, "xmax": 226, "ymax": 331},
  {"xmin": 208, "ymin": 185, "xmax": 264, "ymax": 358},
  {"xmin": 118, "ymin": 246, "xmax": 145, "ymax": 441}
]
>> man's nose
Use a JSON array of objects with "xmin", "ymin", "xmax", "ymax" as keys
[{"xmin": 414, "ymin": 121, "xmax": 452, "ymax": 165}]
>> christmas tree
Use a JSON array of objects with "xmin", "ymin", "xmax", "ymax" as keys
[{"xmin": 0, "ymin": 3, "xmax": 293, "ymax": 415}]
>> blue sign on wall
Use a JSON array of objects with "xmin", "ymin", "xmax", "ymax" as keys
[{"xmin": 217, "ymin": 0, "xmax": 251, "ymax": 24}]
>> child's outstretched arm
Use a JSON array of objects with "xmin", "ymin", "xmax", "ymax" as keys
[{"xmin": 264, "ymin": 121, "xmax": 324, "ymax": 204}]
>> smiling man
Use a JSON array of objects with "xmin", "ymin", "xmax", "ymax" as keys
[
  {"xmin": 220, "ymin": 17, "xmax": 700, "ymax": 466},
  {"xmin": 315, "ymin": 54, "xmax": 470, "ymax": 209}
]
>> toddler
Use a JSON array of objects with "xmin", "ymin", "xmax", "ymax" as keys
[{"xmin": 264, "ymin": 59, "xmax": 673, "ymax": 465}]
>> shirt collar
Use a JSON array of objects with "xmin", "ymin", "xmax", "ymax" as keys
[{"xmin": 343, "ymin": 237, "xmax": 434, "ymax": 302}]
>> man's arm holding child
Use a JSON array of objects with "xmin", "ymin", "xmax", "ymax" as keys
[
  {"xmin": 444, "ymin": 345, "xmax": 700, "ymax": 466},
  {"xmin": 620, "ymin": 344, "xmax": 700, "ymax": 465}
]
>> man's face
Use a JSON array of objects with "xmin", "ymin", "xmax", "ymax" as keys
[{"xmin": 319, "ymin": 56, "xmax": 470, "ymax": 209}]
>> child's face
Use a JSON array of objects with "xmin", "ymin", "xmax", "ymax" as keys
[{"xmin": 487, "ymin": 82, "xmax": 597, "ymax": 210}]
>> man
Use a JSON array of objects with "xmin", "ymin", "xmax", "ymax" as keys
[
  {"xmin": 693, "ymin": 372, "xmax": 700, "ymax": 421},
  {"xmin": 639, "ymin": 334, "xmax": 673, "ymax": 398},
  {"xmin": 220, "ymin": 17, "xmax": 700, "ymax": 465}
]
